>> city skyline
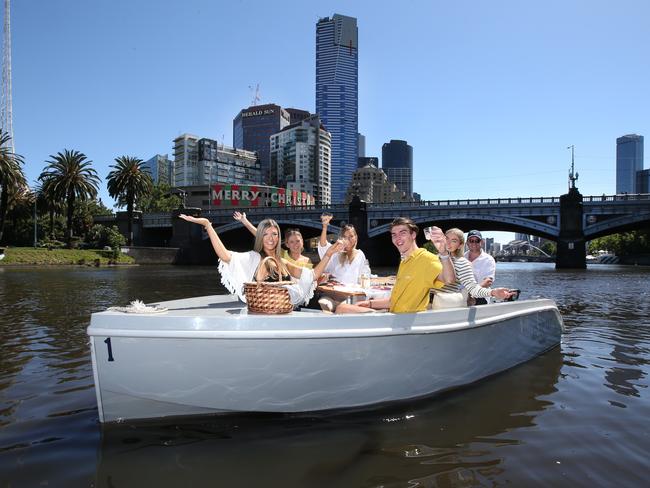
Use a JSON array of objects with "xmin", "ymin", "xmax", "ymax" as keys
[{"xmin": 4, "ymin": 0, "xmax": 650, "ymax": 242}]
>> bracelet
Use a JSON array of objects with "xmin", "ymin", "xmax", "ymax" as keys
[{"xmin": 439, "ymin": 253, "xmax": 450, "ymax": 260}]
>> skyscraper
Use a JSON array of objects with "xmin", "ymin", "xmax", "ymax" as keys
[
  {"xmin": 233, "ymin": 103, "xmax": 290, "ymax": 184},
  {"xmin": 144, "ymin": 154, "xmax": 173, "ymax": 186},
  {"xmin": 616, "ymin": 134, "xmax": 644, "ymax": 194},
  {"xmin": 382, "ymin": 139, "xmax": 413, "ymax": 196},
  {"xmin": 270, "ymin": 115, "xmax": 331, "ymax": 205},
  {"xmin": 316, "ymin": 14, "xmax": 358, "ymax": 203}
]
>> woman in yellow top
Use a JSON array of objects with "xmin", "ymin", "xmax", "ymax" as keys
[{"xmin": 233, "ymin": 211, "xmax": 313, "ymax": 268}]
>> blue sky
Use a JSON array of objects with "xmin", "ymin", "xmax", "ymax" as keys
[{"xmin": 5, "ymin": 0, "xmax": 650, "ymax": 242}]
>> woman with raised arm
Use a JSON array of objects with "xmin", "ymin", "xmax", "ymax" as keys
[
  {"xmin": 432, "ymin": 228, "xmax": 513, "ymax": 308},
  {"xmin": 178, "ymin": 214, "xmax": 341, "ymax": 307},
  {"xmin": 233, "ymin": 211, "xmax": 313, "ymax": 269},
  {"xmin": 318, "ymin": 213, "xmax": 368, "ymax": 285}
]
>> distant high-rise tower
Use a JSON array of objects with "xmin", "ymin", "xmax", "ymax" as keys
[
  {"xmin": 382, "ymin": 140, "xmax": 413, "ymax": 196},
  {"xmin": 316, "ymin": 14, "xmax": 358, "ymax": 203},
  {"xmin": 616, "ymin": 134, "xmax": 644, "ymax": 194},
  {"xmin": 1, "ymin": 0, "xmax": 14, "ymax": 152},
  {"xmin": 233, "ymin": 103, "xmax": 290, "ymax": 184}
]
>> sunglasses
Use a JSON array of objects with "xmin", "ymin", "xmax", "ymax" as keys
[{"xmin": 467, "ymin": 238, "xmax": 481, "ymax": 243}]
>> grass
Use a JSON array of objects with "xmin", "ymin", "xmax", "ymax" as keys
[{"xmin": 0, "ymin": 247, "xmax": 135, "ymax": 266}]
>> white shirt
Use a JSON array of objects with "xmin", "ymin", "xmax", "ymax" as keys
[
  {"xmin": 464, "ymin": 249, "xmax": 496, "ymax": 284},
  {"xmin": 317, "ymin": 241, "xmax": 368, "ymax": 286}
]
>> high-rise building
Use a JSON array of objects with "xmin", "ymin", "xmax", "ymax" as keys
[
  {"xmin": 616, "ymin": 134, "xmax": 644, "ymax": 194},
  {"xmin": 344, "ymin": 162, "xmax": 410, "ymax": 204},
  {"xmin": 197, "ymin": 138, "xmax": 261, "ymax": 186},
  {"xmin": 382, "ymin": 139, "xmax": 413, "ymax": 196},
  {"xmin": 358, "ymin": 156, "xmax": 378, "ymax": 168},
  {"xmin": 316, "ymin": 14, "xmax": 358, "ymax": 203},
  {"xmin": 270, "ymin": 115, "xmax": 331, "ymax": 205},
  {"xmin": 144, "ymin": 154, "xmax": 173, "ymax": 186},
  {"xmin": 285, "ymin": 108, "xmax": 312, "ymax": 125},
  {"xmin": 358, "ymin": 133, "xmax": 366, "ymax": 157},
  {"xmin": 637, "ymin": 169, "xmax": 650, "ymax": 194},
  {"xmin": 233, "ymin": 103, "xmax": 290, "ymax": 184},
  {"xmin": 173, "ymin": 133, "xmax": 200, "ymax": 187}
]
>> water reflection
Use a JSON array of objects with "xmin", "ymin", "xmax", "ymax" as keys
[
  {"xmin": 96, "ymin": 348, "xmax": 562, "ymax": 488},
  {"xmin": 2, "ymin": 264, "xmax": 650, "ymax": 487}
]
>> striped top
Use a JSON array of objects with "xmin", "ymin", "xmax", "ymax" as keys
[{"xmin": 438, "ymin": 257, "xmax": 492, "ymax": 299}]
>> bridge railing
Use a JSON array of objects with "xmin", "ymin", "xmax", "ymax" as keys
[{"xmin": 582, "ymin": 193, "xmax": 650, "ymax": 203}]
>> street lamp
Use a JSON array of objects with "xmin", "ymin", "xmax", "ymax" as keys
[
  {"xmin": 33, "ymin": 182, "xmax": 38, "ymax": 247},
  {"xmin": 208, "ymin": 163, "xmax": 213, "ymax": 214}
]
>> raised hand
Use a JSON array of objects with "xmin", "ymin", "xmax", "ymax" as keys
[
  {"xmin": 321, "ymin": 213, "xmax": 333, "ymax": 226},
  {"xmin": 428, "ymin": 226, "xmax": 448, "ymax": 254},
  {"xmin": 178, "ymin": 214, "xmax": 209, "ymax": 227},
  {"xmin": 233, "ymin": 211, "xmax": 246, "ymax": 222},
  {"xmin": 326, "ymin": 239, "xmax": 345, "ymax": 257}
]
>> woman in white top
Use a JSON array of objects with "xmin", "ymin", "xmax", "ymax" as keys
[
  {"xmin": 178, "ymin": 214, "xmax": 341, "ymax": 307},
  {"xmin": 317, "ymin": 213, "xmax": 368, "ymax": 286},
  {"xmin": 233, "ymin": 211, "xmax": 313, "ymax": 268},
  {"xmin": 433, "ymin": 227, "xmax": 513, "ymax": 309}
]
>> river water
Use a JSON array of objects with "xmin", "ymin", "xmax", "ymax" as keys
[{"xmin": 1, "ymin": 263, "xmax": 649, "ymax": 487}]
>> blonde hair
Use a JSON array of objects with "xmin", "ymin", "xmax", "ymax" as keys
[
  {"xmin": 284, "ymin": 228, "xmax": 304, "ymax": 253},
  {"xmin": 338, "ymin": 224, "xmax": 358, "ymax": 265},
  {"xmin": 445, "ymin": 228, "xmax": 465, "ymax": 258},
  {"xmin": 253, "ymin": 219, "xmax": 289, "ymax": 279}
]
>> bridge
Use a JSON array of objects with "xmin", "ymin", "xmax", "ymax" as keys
[{"xmin": 101, "ymin": 189, "xmax": 650, "ymax": 268}]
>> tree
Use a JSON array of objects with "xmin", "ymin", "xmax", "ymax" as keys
[
  {"xmin": 36, "ymin": 177, "xmax": 65, "ymax": 239},
  {"xmin": 139, "ymin": 182, "xmax": 182, "ymax": 212},
  {"xmin": 0, "ymin": 129, "xmax": 26, "ymax": 243},
  {"xmin": 39, "ymin": 150, "xmax": 100, "ymax": 247},
  {"xmin": 106, "ymin": 156, "xmax": 153, "ymax": 246}
]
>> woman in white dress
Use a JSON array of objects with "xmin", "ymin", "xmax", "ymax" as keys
[
  {"xmin": 317, "ymin": 214, "xmax": 368, "ymax": 286},
  {"xmin": 178, "ymin": 214, "xmax": 341, "ymax": 307}
]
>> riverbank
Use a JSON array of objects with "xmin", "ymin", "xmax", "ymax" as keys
[{"xmin": 0, "ymin": 247, "xmax": 135, "ymax": 265}]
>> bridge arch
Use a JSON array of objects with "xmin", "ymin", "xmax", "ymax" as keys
[{"xmin": 368, "ymin": 214, "xmax": 559, "ymax": 240}]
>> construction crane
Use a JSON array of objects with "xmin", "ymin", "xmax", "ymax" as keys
[{"xmin": 248, "ymin": 83, "xmax": 260, "ymax": 106}]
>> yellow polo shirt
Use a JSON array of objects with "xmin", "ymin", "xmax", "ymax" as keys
[{"xmin": 389, "ymin": 248, "xmax": 445, "ymax": 313}]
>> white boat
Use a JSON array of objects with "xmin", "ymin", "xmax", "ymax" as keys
[{"xmin": 87, "ymin": 296, "xmax": 564, "ymax": 423}]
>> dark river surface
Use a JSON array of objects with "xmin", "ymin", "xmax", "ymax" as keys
[{"xmin": 1, "ymin": 263, "xmax": 649, "ymax": 487}]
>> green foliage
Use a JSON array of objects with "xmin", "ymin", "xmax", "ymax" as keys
[
  {"xmin": 106, "ymin": 156, "xmax": 153, "ymax": 245},
  {"xmin": 85, "ymin": 224, "xmax": 126, "ymax": 250},
  {"xmin": 540, "ymin": 241, "xmax": 557, "ymax": 256},
  {"xmin": 0, "ymin": 129, "xmax": 27, "ymax": 243},
  {"xmin": 423, "ymin": 241, "xmax": 437, "ymax": 254},
  {"xmin": 139, "ymin": 183, "xmax": 182, "ymax": 212},
  {"xmin": 588, "ymin": 230, "xmax": 650, "ymax": 256},
  {"xmin": 38, "ymin": 149, "xmax": 101, "ymax": 247},
  {"xmin": 0, "ymin": 247, "xmax": 134, "ymax": 265}
]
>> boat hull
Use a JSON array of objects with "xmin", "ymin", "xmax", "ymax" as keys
[{"xmin": 88, "ymin": 296, "xmax": 563, "ymax": 423}]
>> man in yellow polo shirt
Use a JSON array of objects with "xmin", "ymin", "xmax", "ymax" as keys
[{"xmin": 336, "ymin": 217, "xmax": 455, "ymax": 313}]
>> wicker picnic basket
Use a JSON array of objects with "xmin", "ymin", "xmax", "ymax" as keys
[{"xmin": 243, "ymin": 281, "xmax": 294, "ymax": 314}]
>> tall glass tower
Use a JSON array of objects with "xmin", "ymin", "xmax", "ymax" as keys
[
  {"xmin": 316, "ymin": 14, "xmax": 358, "ymax": 203},
  {"xmin": 616, "ymin": 134, "xmax": 644, "ymax": 194},
  {"xmin": 382, "ymin": 139, "xmax": 413, "ymax": 197}
]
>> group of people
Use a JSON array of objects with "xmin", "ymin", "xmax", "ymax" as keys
[{"xmin": 178, "ymin": 212, "xmax": 514, "ymax": 314}]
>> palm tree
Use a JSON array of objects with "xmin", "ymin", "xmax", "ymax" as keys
[
  {"xmin": 35, "ymin": 178, "xmax": 64, "ymax": 240},
  {"xmin": 0, "ymin": 129, "xmax": 26, "ymax": 243},
  {"xmin": 106, "ymin": 156, "xmax": 153, "ymax": 246},
  {"xmin": 39, "ymin": 150, "xmax": 100, "ymax": 247}
]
